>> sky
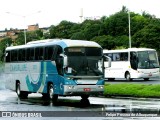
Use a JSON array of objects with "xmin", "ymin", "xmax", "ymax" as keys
[{"xmin": 0, "ymin": 0, "xmax": 160, "ymax": 30}]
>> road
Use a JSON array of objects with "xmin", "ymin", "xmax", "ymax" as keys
[
  {"xmin": 1, "ymin": 74, "xmax": 160, "ymax": 119},
  {"xmin": 0, "ymin": 90, "xmax": 160, "ymax": 120}
]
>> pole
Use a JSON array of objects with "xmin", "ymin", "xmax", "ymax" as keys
[
  {"xmin": 23, "ymin": 16, "xmax": 27, "ymax": 44},
  {"xmin": 128, "ymin": 11, "xmax": 131, "ymax": 48}
]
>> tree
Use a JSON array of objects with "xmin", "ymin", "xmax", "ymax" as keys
[
  {"xmin": 50, "ymin": 20, "xmax": 75, "ymax": 39},
  {"xmin": 0, "ymin": 37, "xmax": 12, "ymax": 61},
  {"xmin": 79, "ymin": 19, "xmax": 104, "ymax": 40},
  {"xmin": 91, "ymin": 35, "xmax": 115, "ymax": 49},
  {"xmin": 15, "ymin": 30, "xmax": 43, "ymax": 45},
  {"xmin": 114, "ymin": 35, "xmax": 129, "ymax": 48},
  {"xmin": 132, "ymin": 21, "xmax": 160, "ymax": 50},
  {"xmin": 71, "ymin": 31, "xmax": 86, "ymax": 40},
  {"xmin": 131, "ymin": 14, "xmax": 149, "ymax": 35},
  {"xmin": 104, "ymin": 8, "xmax": 129, "ymax": 36}
]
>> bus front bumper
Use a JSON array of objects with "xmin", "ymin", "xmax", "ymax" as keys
[
  {"xmin": 63, "ymin": 85, "xmax": 104, "ymax": 96},
  {"xmin": 134, "ymin": 71, "xmax": 160, "ymax": 79}
]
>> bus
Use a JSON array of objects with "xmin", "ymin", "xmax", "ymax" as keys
[
  {"xmin": 103, "ymin": 48, "xmax": 160, "ymax": 81},
  {"xmin": 5, "ymin": 39, "xmax": 111, "ymax": 101}
]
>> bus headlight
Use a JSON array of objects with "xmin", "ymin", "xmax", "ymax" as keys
[
  {"xmin": 68, "ymin": 86, "xmax": 74, "ymax": 89},
  {"xmin": 98, "ymin": 86, "xmax": 104, "ymax": 89},
  {"xmin": 67, "ymin": 77, "xmax": 72, "ymax": 80}
]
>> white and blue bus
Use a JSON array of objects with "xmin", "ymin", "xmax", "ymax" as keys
[
  {"xmin": 103, "ymin": 48, "xmax": 160, "ymax": 81},
  {"xmin": 5, "ymin": 39, "xmax": 111, "ymax": 101}
]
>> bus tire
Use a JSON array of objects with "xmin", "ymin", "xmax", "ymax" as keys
[
  {"xmin": 16, "ymin": 82, "xmax": 21, "ymax": 97},
  {"xmin": 80, "ymin": 98, "xmax": 90, "ymax": 107},
  {"xmin": 81, "ymin": 95, "xmax": 89, "ymax": 100},
  {"xmin": 48, "ymin": 84, "xmax": 58, "ymax": 102},
  {"xmin": 16, "ymin": 82, "xmax": 28, "ymax": 99},
  {"xmin": 125, "ymin": 72, "xmax": 132, "ymax": 81},
  {"xmin": 108, "ymin": 78, "xmax": 115, "ymax": 81},
  {"xmin": 144, "ymin": 78, "xmax": 149, "ymax": 81}
]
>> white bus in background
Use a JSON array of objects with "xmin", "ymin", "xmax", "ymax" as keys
[{"xmin": 103, "ymin": 48, "xmax": 160, "ymax": 81}]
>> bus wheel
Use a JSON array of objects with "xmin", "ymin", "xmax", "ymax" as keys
[
  {"xmin": 16, "ymin": 82, "xmax": 28, "ymax": 99},
  {"xmin": 125, "ymin": 72, "xmax": 132, "ymax": 81},
  {"xmin": 144, "ymin": 78, "xmax": 149, "ymax": 81},
  {"xmin": 80, "ymin": 98, "xmax": 90, "ymax": 107},
  {"xmin": 81, "ymin": 95, "xmax": 89, "ymax": 100},
  {"xmin": 108, "ymin": 78, "xmax": 115, "ymax": 81},
  {"xmin": 16, "ymin": 82, "xmax": 21, "ymax": 97},
  {"xmin": 48, "ymin": 84, "xmax": 58, "ymax": 102}
]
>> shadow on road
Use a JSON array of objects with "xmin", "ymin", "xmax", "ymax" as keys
[{"xmin": 14, "ymin": 96, "xmax": 103, "ymax": 108}]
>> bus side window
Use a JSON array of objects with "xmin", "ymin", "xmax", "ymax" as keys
[
  {"xmin": 44, "ymin": 46, "xmax": 55, "ymax": 60},
  {"xmin": 11, "ymin": 51, "xmax": 13, "ymax": 61},
  {"xmin": 11, "ymin": 50, "xmax": 18, "ymax": 62},
  {"xmin": 22, "ymin": 49, "xmax": 26, "ymax": 61},
  {"xmin": 30, "ymin": 48, "xmax": 35, "ymax": 61},
  {"xmin": 26, "ymin": 49, "xmax": 30, "ymax": 61},
  {"xmin": 18, "ymin": 49, "xmax": 21, "ymax": 61},
  {"xmin": 48, "ymin": 46, "xmax": 54, "ymax": 60},
  {"xmin": 120, "ymin": 52, "xmax": 128, "ymax": 61},
  {"xmin": 6, "ymin": 51, "xmax": 11, "ymax": 62},
  {"xmin": 113, "ymin": 53, "xmax": 120, "ymax": 61},
  {"xmin": 35, "ymin": 47, "xmax": 39, "ymax": 60},
  {"xmin": 35, "ymin": 47, "xmax": 44, "ymax": 60},
  {"xmin": 44, "ymin": 47, "xmax": 48, "ymax": 60},
  {"xmin": 18, "ymin": 49, "xmax": 25, "ymax": 61},
  {"xmin": 39, "ymin": 47, "xmax": 44, "ymax": 60}
]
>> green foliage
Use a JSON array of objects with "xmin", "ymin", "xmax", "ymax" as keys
[
  {"xmin": 0, "ymin": 37, "xmax": 12, "ymax": 61},
  {"xmin": 132, "ymin": 20, "xmax": 160, "ymax": 48},
  {"xmin": 71, "ymin": 32, "xmax": 86, "ymax": 40},
  {"xmin": 15, "ymin": 30, "xmax": 43, "ymax": 45},
  {"xmin": 104, "ymin": 84, "xmax": 160, "ymax": 98},
  {"xmin": 104, "ymin": 11, "xmax": 129, "ymax": 36},
  {"xmin": 50, "ymin": 20, "xmax": 76, "ymax": 39},
  {"xmin": 91, "ymin": 35, "xmax": 115, "ymax": 49},
  {"xmin": 15, "ymin": 32, "xmax": 25, "ymax": 45}
]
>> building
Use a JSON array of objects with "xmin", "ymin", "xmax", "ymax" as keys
[
  {"xmin": 0, "ymin": 31, "xmax": 7, "ymax": 37},
  {"xmin": 28, "ymin": 24, "xmax": 39, "ymax": 31}
]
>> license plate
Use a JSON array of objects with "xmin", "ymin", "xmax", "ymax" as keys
[
  {"xmin": 148, "ymin": 73, "xmax": 152, "ymax": 76},
  {"xmin": 84, "ymin": 88, "xmax": 91, "ymax": 92}
]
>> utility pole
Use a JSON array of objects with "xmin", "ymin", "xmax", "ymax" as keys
[{"xmin": 128, "ymin": 10, "xmax": 131, "ymax": 48}]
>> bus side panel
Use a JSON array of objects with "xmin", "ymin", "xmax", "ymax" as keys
[
  {"xmin": 5, "ymin": 61, "xmax": 64, "ymax": 94},
  {"xmin": 5, "ymin": 63, "xmax": 28, "ymax": 91},
  {"xmin": 41, "ymin": 61, "xmax": 61, "ymax": 94},
  {"xmin": 105, "ymin": 61, "xmax": 130, "ymax": 78},
  {"xmin": 25, "ymin": 61, "xmax": 60, "ymax": 94}
]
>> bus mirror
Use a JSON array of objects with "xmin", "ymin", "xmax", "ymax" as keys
[{"xmin": 104, "ymin": 55, "xmax": 111, "ymax": 68}]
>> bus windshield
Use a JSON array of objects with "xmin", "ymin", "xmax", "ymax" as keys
[
  {"xmin": 137, "ymin": 51, "xmax": 159, "ymax": 69},
  {"xmin": 64, "ymin": 47, "xmax": 103, "ymax": 76}
]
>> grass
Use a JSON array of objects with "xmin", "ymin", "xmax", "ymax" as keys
[{"xmin": 104, "ymin": 83, "xmax": 160, "ymax": 98}]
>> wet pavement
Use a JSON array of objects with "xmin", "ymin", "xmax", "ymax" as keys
[
  {"xmin": 0, "ymin": 89, "xmax": 160, "ymax": 119},
  {"xmin": 1, "ymin": 74, "xmax": 160, "ymax": 119}
]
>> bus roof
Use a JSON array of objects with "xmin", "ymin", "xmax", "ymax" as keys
[
  {"xmin": 6, "ymin": 39, "xmax": 101, "ymax": 50},
  {"xmin": 103, "ymin": 48, "xmax": 156, "ymax": 53}
]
